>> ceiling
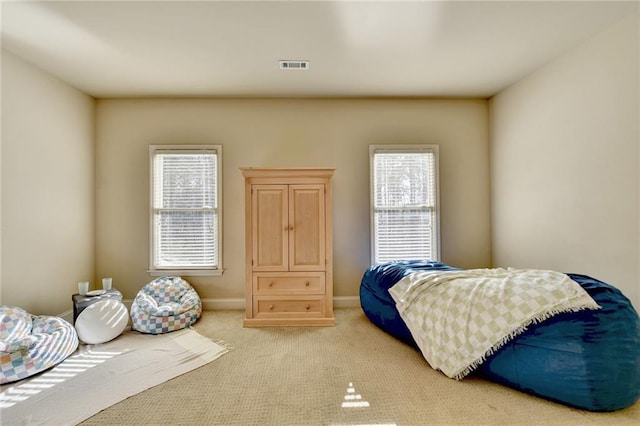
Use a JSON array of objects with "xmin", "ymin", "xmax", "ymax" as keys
[{"xmin": 1, "ymin": 1, "xmax": 636, "ymax": 98}]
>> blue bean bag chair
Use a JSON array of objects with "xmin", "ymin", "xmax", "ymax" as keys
[
  {"xmin": 130, "ymin": 276, "xmax": 202, "ymax": 334},
  {"xmin": 1, "ymin": 306, "xmax": 79, "ymax": 384},
  {"xmin": 360, "ymin": 261, "xmax": 640, "ymax": 411}
]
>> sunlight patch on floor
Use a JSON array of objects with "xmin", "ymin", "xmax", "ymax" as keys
[
  {"xmin": 341, "ymin": 382, "xmax": 370, "ymax": 408},
  {"xmin": 0, "ymin": 348, "xmax": 124, "ymax": 409},
  {"xmin": 331, "ymin": 382, "xmax": 397, "ymax": 425}
]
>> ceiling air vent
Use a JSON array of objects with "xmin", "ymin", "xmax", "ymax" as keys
[{"xmin": 279, "ymin": 60, "xmax": 310, "ymax": 70}]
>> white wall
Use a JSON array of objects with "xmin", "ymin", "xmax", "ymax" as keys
[
  {"xmin": 490, "ymin": 14, "xmax": 639, "ymax": 310},
  {"xmin": 1, "ymin": 50, "xmax": 95, "ymax": 315},
  {"xmin": 95, "ymin": 98, "xmax": 491, "ymax": 302}
]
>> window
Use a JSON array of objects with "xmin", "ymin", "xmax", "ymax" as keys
[
  {"xmin": 370, "ymin": 145, "xmax": 439, "ymax": 264},
  {"xmin": 149, "ymin": 145, "xmax": 222, "ymax": 275}
]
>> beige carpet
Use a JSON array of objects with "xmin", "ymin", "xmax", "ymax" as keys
[
  {"xmin": 79, "ymin": 308, "xmax": 639, "ymax": 426},
  {"xmin": 0, "ymin": 328, "xmax": 228, "ymax": 425}
]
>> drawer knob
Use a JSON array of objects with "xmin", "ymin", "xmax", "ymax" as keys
[
  {"xmin": 269, "ymin": 282, "xmax": 274, "ymax": 287},
  {"xmin": 305, "ymin": 281, "xmax": 310, "ymax": 287},
  {"xmin": 305, "ymin": 304, "xmax": 311, "ymax": 310},
  {"xmin": 269, "ymin": 304, "xmax": 274, "ymax": 310}
]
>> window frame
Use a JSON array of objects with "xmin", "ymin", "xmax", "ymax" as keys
[
  {"xmin": 148, "ymin": 144, "xmax": 223, "ymax": 276},
  {"xmin": 369, "ymin": 144, "xmax": 440, "ymax": 264}
]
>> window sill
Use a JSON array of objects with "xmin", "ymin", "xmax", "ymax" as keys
[{"xmin": 148, "ymin": 269, "xmax": 224, "ymax": 277}]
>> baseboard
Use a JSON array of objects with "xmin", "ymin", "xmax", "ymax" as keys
[
  {"xmin": 201, "ymin": 296, "xmax": 360, "ymax": 310},
  {"xmin": 60, "ymin": 296, "xmax": 360, "ymax": 319},
  {"xmin": 59, "ymin": 309, "xmax": 74, "ymax": 324},
  {"xmin": 201, "ymin": 298, "xmax": 245, "ymax": 310},
  {"xmin": 333, "ymin": 296, "xmax": 360, "ymax": 308}
]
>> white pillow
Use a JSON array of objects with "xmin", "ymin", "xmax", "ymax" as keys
[{"xmin": 75, "ymin": 299, "xmax": 128, "ymax": 345}]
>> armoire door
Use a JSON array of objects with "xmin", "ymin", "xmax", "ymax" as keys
[
  {"xmin": 252, "ymin": 184, "xmax": 288, "ymax": 271},
  {"xmin": 288, "ymin": 184, "xmax": 325, "ymax": 271}
]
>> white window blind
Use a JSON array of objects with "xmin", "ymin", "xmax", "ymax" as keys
[
  {"xmin": 150, "ymin": 146, "xmax": 222, "ymax": 273},
  {"xmin": 370, "ymin": 145, "xmax": 439, "ymax": 264}
]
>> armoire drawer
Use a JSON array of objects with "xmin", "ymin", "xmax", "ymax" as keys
[
  {"xmin": 253, "ymin": 296, "xmax": 326, "ymax": 318},
  {"xmin": 254, "ymin": 273, "xmax": 325, "ymax": 295}
]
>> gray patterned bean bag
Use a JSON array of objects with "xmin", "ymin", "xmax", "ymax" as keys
[
  {"xmin": 130, "ymin": 276, "xmax": 202, "ymax": 334},
  {"xmin": 1, "ymin": 305, "xmax": 78, "ymax": 384}
]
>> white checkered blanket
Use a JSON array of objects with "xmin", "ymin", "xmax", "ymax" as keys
[{"xmin": 389, "ymin": 268, "xmax": 600, "ymax": 379}]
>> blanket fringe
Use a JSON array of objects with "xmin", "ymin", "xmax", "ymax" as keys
[
  {"xmin": 187, "ymin": 326, "xmax": 235, "ymax": 352},
  {"xmin": 212, "ymin": 339, "xmax": 234, "ymax": 351},
  {"xmin": 452, "ymin": 303, "xmax": 599, "ymax": 380}
]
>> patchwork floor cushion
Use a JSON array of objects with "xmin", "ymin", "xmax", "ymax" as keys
[
  {"xmin": 1, "ymin": 305, "xmax": 79, "ymax": 384},
  {"xmin": 360, "ymin": 261, "xmax": 640, "ymax": 411},
  {"xmin": 131, "ymin": 276, "xmax": 202, "ymax": 334}
]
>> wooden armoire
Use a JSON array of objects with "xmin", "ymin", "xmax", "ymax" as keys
[{"xmin": 240, "ymin": 167, "xmax": 335, "ymax": 327}]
